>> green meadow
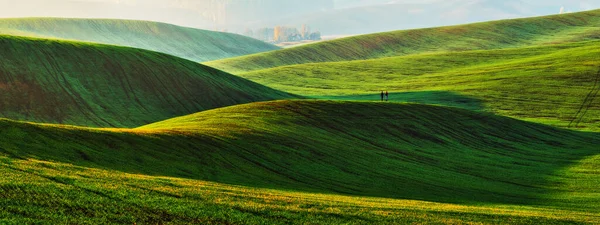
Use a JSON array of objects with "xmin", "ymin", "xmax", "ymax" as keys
[
  {"xmin": 206, "ymin": 9, "xmax": 600, "ymax": 74},
  {"xmin": 0, "ymin": 35, "xmax": 296, "ymax": 127},
  {"xmin": 1, "ymin": 8, "xmax": 600, "ymax": 225},
  {"xmin": 3, "ymin": 156, "xmax": 598, "ymax": 224},
  {"xmin": 233, "ymin": 41, "xmax": 600, "ymax": 130},
  {"xmin": 0, "ymin": 18, "xmax": 279, "ymax": 62},
  {"xmin": 1, "ymin": 101, "xmax": 600, "ymax": 224}
]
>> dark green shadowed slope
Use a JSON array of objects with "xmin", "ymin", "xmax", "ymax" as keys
[
  {"xmin": 206, "ymin": 9, "xmax": 600, "ymax": 74},
  {"xmin": 1, "ymin": 100, "xmax": 599, "ymax": 223},
  {"xmin": 1, "ymin": 101, "xmax": 598, "ymax": 212},
  {"xmin": 138, "ymin": 100, "xmax": 600, "ymax": 207},
  {"xmin": 0, "ymin": 35, "xmax": 296, "ymax": 127},
  {"xmin": 0, "ymin": 18, "xmax": 279, "ymax": 62}
]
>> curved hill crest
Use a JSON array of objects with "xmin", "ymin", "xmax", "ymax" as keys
[
  {"xmin": 0, "ymin": 18, "xmax": 279, "ymax": 62},
  {"xmin": 0, "ymin": 35, "xmax": 296, "ymax": 127},
  {"xmin": 206, "ymin": 9, "xmax": 600, "ymax": 74},
  {"xmin": 1, "ymin": 100, "xmax": 598, "ymax": 209}
]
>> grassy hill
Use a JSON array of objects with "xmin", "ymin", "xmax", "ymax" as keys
[
  {"xmin": 4, "ymin": 158, "xmax": 598, "ymax": 224},
  {"xmin": 0, "ymin": 35, "xmax": 296, "ymax": 127},
  {"xmin": 0, "ymin": 100, "xmax": 599, "ymax": 223},
  {"xmin": 221, "ymin": 40, "xmax": 600, "ymax": 131},
  {"xmin": 205, "ymin": 9, "xmax": 600, "ymax": 74},
  {"xmin": 0, "ymin": 18, "xmax": 279, "ymax": 62}
]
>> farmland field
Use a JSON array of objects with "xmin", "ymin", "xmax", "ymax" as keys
[
  {"xmin": 1, "ymin": 101, "xmax": 599, "ymax": 224},
  {"xmin": 1, "ymin": 7, "xmax": 600, "ymax": 225}
]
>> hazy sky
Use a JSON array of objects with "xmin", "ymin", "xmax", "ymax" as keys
[{"xmin": 1, "ymin": 0, "xmax": 599, "ymax": 35}]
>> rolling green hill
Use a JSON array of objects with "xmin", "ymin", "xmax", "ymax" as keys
[
  {"xmin": 3, "ymin": 8, "xmax": 600, "ymax": 224},
  {"xmin": 4, "ymin": 158, "xmax": 598, "ymax": 224},
  {"xmin": 0, "ymin": 18, "xmax": 279, "ymax": 62},
  {"xmin": 0, "ymin": 35, "xmax": 296, "ymax": 127},
  {"xmin": 205, "ymin": 9, "xmax": 600, "ymax": 74},
  {"xmin": 222, "ymin": 40, "xmax": 600, "ymax": 131},
  {"xmin": 1, "ymin": 100, "xmax": 599, "ymax": 223}
]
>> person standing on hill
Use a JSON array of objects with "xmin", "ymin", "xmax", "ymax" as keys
[
  {"xmin": 381, "ymin": 91, "xmax": 384, "ymax": 101},
  {"xmin": 385, "ymin": 91, "xmax": 389, "ymax": 102}
]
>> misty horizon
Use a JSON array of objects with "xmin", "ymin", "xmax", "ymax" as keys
[{"xmin": 1, "ymin": 0, "xmax": 600, "ymax": 35}]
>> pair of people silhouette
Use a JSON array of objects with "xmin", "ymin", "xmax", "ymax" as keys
[{"xmin": 380, "ymin": 91, "xmax": 389, "ymax": 102}]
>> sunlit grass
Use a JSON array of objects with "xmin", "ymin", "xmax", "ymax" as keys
[
  {"xmin": 2, "ymin": 9, "xmax": 600, "ymax": 224},
  {"xmin": 1, "ymin": 150, "xmax": 599, "ymax": 224},
  {"xmin": 224, "ymin": 41, "xmax": 600, "ymax": 131},
  {"xmin": 206, "ymin": 9, "xmax": 600, "ymax": 74},
  {"xmin": 1, "ymin": 100, "xmax": 599, "ymax": 224}
]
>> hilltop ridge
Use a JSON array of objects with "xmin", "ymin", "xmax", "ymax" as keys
[
  {"xmin": 0, "ymin": 18, "xmax": 279, "ymax": 62},
  {"xmin": 0, "ymin": 35, "xmax": 295, "ymax": 127},
  {"xmin": 206, "ymin": 9, "xmax": 600, "ymax": 74},
  {"xmin": 1, "ymin": 100, "xmax": 598, "ymax": 210}
]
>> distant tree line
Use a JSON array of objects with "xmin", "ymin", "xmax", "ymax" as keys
[{"xmin": 244, "ymin": 24, "xmax": 321, "ymax": 43}]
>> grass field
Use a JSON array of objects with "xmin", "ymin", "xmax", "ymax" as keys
[
  {"xmin": 205, "ymin": 9, "xmax": 600, "ymax": 74},
  {"xmin": 208, "ymin": 40, "xmax": 600, "ymax": 131},
  {"xmin": 0, "ymin": 18, "xmax": 279, "ymax": 62},
  {"xmin": 315, "ymin": 91, "xmax": 485, "ymax": 111},
  {"xmin": 3, "ymin": 7, "xmax": 600, "ymax": 224},
  {"xmin": 1, "ymin": 100, "xmax": 599, "ymax": 224},
  {"xmin": 0, "ymin": 35, "xmax": 296, "ymax": 127},
  {"xmin": 2, "ymin": 156, "xmax": 599, "ymax": 224}
]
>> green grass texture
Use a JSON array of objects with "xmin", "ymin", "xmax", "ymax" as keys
[
  {"xmin": 0, "ymin": 100, "xmax": 599, "ymax": 223},
  {"xmin": 205, "ymin": 9, "xmax": 600, "ymax": 74},
  {"xmin": 2, "ymin": 9, "xmax": 600, "ymax": 224},
  {"xmin": 224, "ymin": 40, "xmax": 600, "ymax": 131},
  {"xmin": 0, "ymin": 35, "xmax": 297, "ymax": 127},
  {"xmin": 0, "ymin": 18, "xmax": 279, "ymax": 62}
]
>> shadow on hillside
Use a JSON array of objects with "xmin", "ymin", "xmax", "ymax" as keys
[
  {"xmin": 0, "ymin": 102, "xmax": 599, "ymax": 211},
  {"xmin": 314, "ymin": 91, "xmax": 484, "ymax": 111}
]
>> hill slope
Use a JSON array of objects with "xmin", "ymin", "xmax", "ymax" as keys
[
  {"xmin": 0, "ymin": 35, "xmax": 296, "ymax": 127},
  {"xmin": 2, "ymin": 100, "xmax": 599, "ymax": 210},
  {"xmin": 224, "ymin": 40, "xmax": 600, "ymax": 131},
  {"xmin": 0, "ymin": 18, "xmax": 279, "ymax": 62},
  {"xmin": 206, "ymin": 9, "xmax": 600, "ymax": 74},
  {"xmin": 2, "ymin": 153, "xmax": 598, "ymax": 224},
  {"xmin": 3, "ymin": 156, "xmax": 598, "ymax": 224}
]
